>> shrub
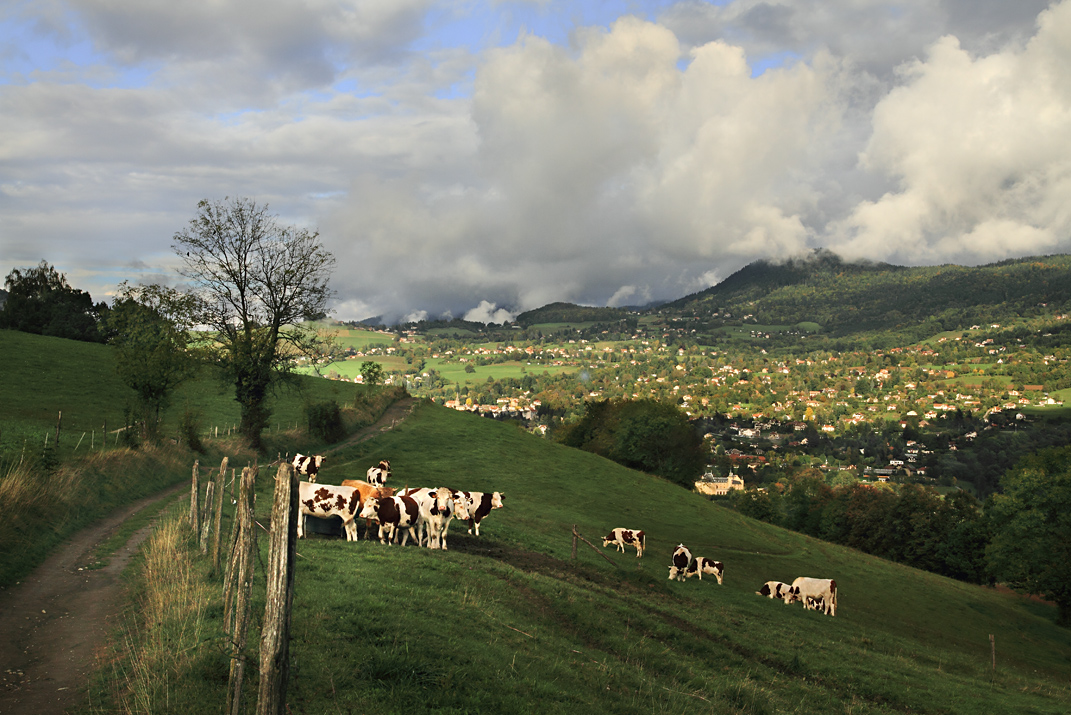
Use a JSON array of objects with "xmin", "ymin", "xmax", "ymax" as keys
[{"xmin": 304, "ymin": 400, "xmax": 346, "ymax": 443}]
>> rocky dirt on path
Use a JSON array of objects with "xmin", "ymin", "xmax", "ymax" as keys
[{"xmin": 0, "ymin": 482, "xmax": 186, "ymax": 715}]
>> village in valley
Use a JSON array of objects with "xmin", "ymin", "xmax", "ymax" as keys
[{"xmin": 302, "ymin": 309, "xmax": 1071, "ymax": 500}]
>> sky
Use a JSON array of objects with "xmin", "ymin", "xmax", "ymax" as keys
[{"xmin": 1, "ymin": 0, "xmax": 1069, "ymax": 324}]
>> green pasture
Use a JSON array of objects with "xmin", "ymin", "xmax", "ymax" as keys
[
  {"xmin": 260, "ymin": 403, "xmax": 1071, "ymax": 714},
  {"xmin": 0, "ymin": 329, "xmax": 367, "ymax": 463}
]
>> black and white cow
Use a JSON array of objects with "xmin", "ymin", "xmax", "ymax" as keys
[
  {"xmin": 602, "ymin": 528, "xmax": 645, "ymax": 558},
  {"xmin": 359, "ymin": 495, "xmax": 422, "ymax": 546},
  {"xmin": 366, "ymin": 460, "xmax": 391, "ymax": 487},
  {"xmin": 454, "ymin": 491, "xmax": 504, "ymax": 536},
  {"xmin": 784, "ymin": 577, "xmax": 838, "ymax": 617},
  {"xmin": 298, "ymin": 482, "xmax": 360, "ymax": 541},
  {"xmin": 756, "ymin": 580, "xmax": 792, "ymax": 600},
  {"xmin": 685, "ymin": 556, "xmax": 724, "ymax": 584},
  {"xmin": 292, "ymin": 453, "xmax": 326, "ymax": 483},
  {"xmin": 668, "ymin": 544, "xmax": 692, "ymax": 582}
]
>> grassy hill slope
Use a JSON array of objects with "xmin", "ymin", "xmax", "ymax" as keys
[
  {"xmin": 270, "ymin": 404, "xmax": 1070, "ymax": 714},
  {"xmin": 666, "ymin": 253, "xmax": 1071, "ymax": 340}
]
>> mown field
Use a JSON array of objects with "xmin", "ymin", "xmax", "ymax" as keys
[{"xmin": 88, "ymin": 402, "xmax": 1071, "ymax": 714}]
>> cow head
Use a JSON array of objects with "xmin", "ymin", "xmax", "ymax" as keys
[
  {"xmin": 313, "ymin": 455, "xmax": 325, "ymax": 469},
  {"xmin": 783, "ymin": 586, "xmax": 801, "ymax": 605},
  {"xmin": 451, "ymin": 492, "xmax": 472, "ymax": 520},
  {"xmin": 359, "ymin": 497, "xmax": 380, "ymax": 520},
  {"xmin": 491, "ymin": 492, "xmax": 504, "ymax": 509}
]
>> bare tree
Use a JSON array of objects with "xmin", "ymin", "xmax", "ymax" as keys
[{"xmin": 174, "ymin": 197, "xmax": 335, "ymax": 447}]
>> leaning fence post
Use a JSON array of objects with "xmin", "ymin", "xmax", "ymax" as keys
[
  {"xmin": 226, "ymin": 466, "xmax": 257, "ymax": 715},
  {"xmin": 211, "ymin": 457, "xmax": 229, "ymax": 576},
  {"xmin": 190, "ymin": 460, "xmax": 200, "ymax": 534},
  {"xmin": 257, "ymin": 463, "xmax": 299, "ymax": 715}
]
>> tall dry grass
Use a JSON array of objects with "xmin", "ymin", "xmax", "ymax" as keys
[{"xmin": 104, "ymin": 516, "xmax": 214, "ymax": 715}]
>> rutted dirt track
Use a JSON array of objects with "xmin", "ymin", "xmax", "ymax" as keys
[
  {"xmin": 0, "ymin": 482, "xmax": 186, "ymax": 715},
  {"xmin": 0, "ymin": 397, "xmax": 420, "ymax": 715}
]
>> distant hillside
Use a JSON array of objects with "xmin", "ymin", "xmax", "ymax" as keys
[
  {"xmin": 665, "ymin": 252, "xmax": 1071, "ymax": 340},
  {"xmin": 516, "ymin": 301, "xmax": 629, "ymax": 327}
]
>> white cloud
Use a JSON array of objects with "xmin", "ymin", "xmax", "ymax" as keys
[
  {"xmin": 828, "ymin": 1, "xmax": 1071, "ymax": 263},
  {"xmin": 463, "ymin": 300, "xmax": 516, "ymax": 324}
]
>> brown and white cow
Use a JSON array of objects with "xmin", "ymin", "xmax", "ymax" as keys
[
  {"xmin": 668, "ymin": 544, "xmax": 692, "ymax": 582},
  {"xmin": 399, "ymin": 487, "xmax": 471, "ymax": 550},
  {"xmin": 298, "ymin": 482, "xmax": 361, "ymax": 541},
  {"xmin": 684, "ymin": 556, "xmax": 724, "ymax": 584},
  {"xmin": 454, "ymin": 491, "xmax": 504, "ymax": 536},
  {"xmin": 359, "ymin": 495, "xmax": 422, "ymax": 546},
  {"xmin": 756, "ymin": 580, "xmax": 792, "ymax": 600},
  {"xmin": 366, "ymin": 459, "xmax": 391, "ymax": 487},
  {"xmin": 292, "ymin": 453, "xmax": 326, "ymax": 483},
  {"xmin": 340, "ymin": 479, "xmax": 396, "ymax": 539},
  {"xmin": 784, "ymin": 577, "xmax": 838, "ymax": 617},
  {"xmin": 602, "ymin": 528, "xmax": 645, "ymax": 558}
]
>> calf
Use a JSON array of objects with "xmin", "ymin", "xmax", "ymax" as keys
[
  {"xmin": 292, "ymin": 453, "xmax": 326, "ymax": 483},
  {"xmin": 454, "ymin": 491, "xmax": 504, "ymax": 536},
  {"xmin": 684, "ymin": 556, "xmax": 724, "ymax": 584},
  {"xmin": 784, "ymin": 577, "xmax": 838, "ymax": 617},
  {"xmin": 756, "ymin": 581, "xmax": 792, "ymax": 600},
  {"xmin": 667, "ymin": 544, "xmax": 692, "ymax": 582},
  {"xmin": 340, "ymin": 479, "xmax": 396, "ymax": 539},
  {"xmin": 366, "ymin": 459, "xmax": 392, "ymax": 487},
  {"xmin": 298, "ymin": 482, "xmax": 361, "ymax": 541},
  {"xmin": 601, "ymin": 528, "xmax": 645, "ymax": 558},
  {"xmin": 399, "ymin": 487, "xmax": 471, "ymax": 550},
  {"xmin": 359, "ymin": 495, "xmax": 422, "ymax": 546}
]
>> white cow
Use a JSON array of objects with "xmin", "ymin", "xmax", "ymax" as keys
[
  {"xmin": 359, "ymin": 495, "xmax": 422, "ymax": 546},
  {"xmin": 684, "ymin": 556, "xmax": 724, "ymax": 584},
  {"xmin": 298, "ymin": 482, "xmax": 361, "ymax": 541},
  {"xmin": 667, "ymin": 544, "xmax": 692, "ymax": 582},
  {"xmin": 292, "ymin": 453, "xmax": 326, "ymax": 483},
  {"xmin": 399, "ymin": 487, "xmax": 471, "ymax": 550},
  {"xmin": 366, "ymin": 460, "xmax": 391, "ymax": 487},
  {"xmin": 602, "ymin": 528, "xmax": 645, "ymax": 558},
  {"xmin": 785, "ymin": 577, "xmax": 838, "ymax": 617}
]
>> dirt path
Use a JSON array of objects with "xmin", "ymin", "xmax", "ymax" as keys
[
  {"xmin": 0, "ymin": 482, "xmax": 186, "ymax": 715},
  {"xmin": 0, "ymin": 396, "xmax": 420, "ymax": 715}
]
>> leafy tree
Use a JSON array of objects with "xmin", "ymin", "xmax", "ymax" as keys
[
  {"xmin": 107, "ymin": 282, "xmax": 200, "ymax": 441},
  {"xmin": 986, "ymin": 447, "xmax": 1071, "ymax": 626},
  {"xmin": 361, "ymin": 360, "xmax": 383, "ymax": 385},
  {"xmin": 173, "ymin": 197, "xmax": 335, "ymax": 448},
  {"xmin": 0, "ymin": 260, "xmax": 107, "ymax": 342}
]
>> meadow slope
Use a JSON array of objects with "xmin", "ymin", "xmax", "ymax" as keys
[{"xmin": 274, "ymin": 403, "xmax": 1070, "ymax": 715}]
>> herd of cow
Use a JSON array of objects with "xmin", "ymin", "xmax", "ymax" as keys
[
  {"xmin": 292, "ymin": 453, "xmax": 836, "ymax": 617},
  {"xmin": 601, "ymin": 527, "xmax": 838, "ymax": 616},
  {"xmin": 290, "ymin": 453, "xmax": 504, "ymax": 549}
]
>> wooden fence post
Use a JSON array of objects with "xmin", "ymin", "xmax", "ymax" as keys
[
  {"xmin": 190, "ymin": 460, "xmax": 200, "ymax": 534},
  {"xmin": 56, "ymin": 410, "xmax": 61, "ymax": 446},
  {"xmin": 211, "ymin": 457, "xmax": 229, "ymax": 576},
  {"xmin": 990, "ymin": 634, "xmax": 996, "ymax": 672},
  {"xmin": 199, "ymin": 482, "xmax": 215, "ymax": 554},
  {"xmin": 257, "ymin": 463, "xmax": 298, "ymax": 715},
  {"xmin": 226, "ymin": 466, "xmax": 257, "ymax": 715},
  {"xmin": 572, "ymin": 524, "xmax": 578, "ymax": 560}
]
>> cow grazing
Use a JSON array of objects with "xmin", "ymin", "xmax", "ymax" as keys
[
  {"xmin": 359, "ymin": 495, "xmax": 422, "ymax": 546},
  {"xmin": 454, "ymin": 491, "xmax": 504, "ymax": 536},
  {"xmin": 784, "ymin": 577, "xmax": 838, "ymax": 617},
  {"xmin": 602, "ymin": 528, "xmax": 646, "ymax": 558},
  {"xmin": 298, "ymin": 482, "xmax": 361, "ymax": 541},
  {"xmin": 399, "ymin": 487, "xmax": 471, "ymax": 550},
  {"xmin": 685, "ymin": 557, "xmax": 724, "ymax": 584},
  {"xmin": 668, "ymin": 544, "xmax": 692, "ymax": 582},
  {"xmin": 292, "ymin": 453, "xmax": 326, "ymax": 483},
  {"xmin": 756, "ymin": 581, "xmax": 792, "ymax": 600},
  {"xmin": 340, "ymin": 479, "xmax": 396, "ymax": 538},
  {"xmin": 366, "ymin": 460, "xmax": 392, "ymax": 487}
]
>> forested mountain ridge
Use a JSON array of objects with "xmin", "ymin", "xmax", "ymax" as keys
[{"xmin": 664, "ymin": 252, "xmax": 1071, "ymax": 339}]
